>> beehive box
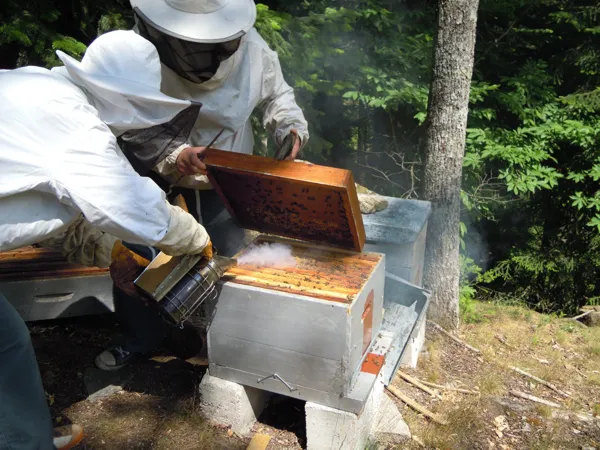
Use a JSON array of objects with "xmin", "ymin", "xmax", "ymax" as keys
[
  {"xmin": 0, "ymin": 247, "xmax": 113, "ymax": 321},
  {"xmin": 362, "ymin": 197, "xmax": 431, "ymax": 286},
  {"xmin": 203, "ymin": 152, "xmax": 389, "ymax": 412},
  {"xmin": 208, "ymin": 236, "xmax": 385, "ymax": 411}
]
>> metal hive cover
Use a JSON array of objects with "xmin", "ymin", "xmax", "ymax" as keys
[{"xmin": 203, "ymin": 149, "xmax": 366, "ymax": 252}]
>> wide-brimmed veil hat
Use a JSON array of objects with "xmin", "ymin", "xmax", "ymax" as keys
[
  {"xmin": 54, "ymin": 30, "xmax": 192, "ymax": 131},
  {"xmin": 130, "ymin": 0, "xmax": 257, "ymax": 43}
]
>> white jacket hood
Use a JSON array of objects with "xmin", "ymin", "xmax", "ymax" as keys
[
  {"xmin": 0, "ymin": 67, "xmax": 174, "ymax": 251},
  {"xmin": 52, "ymin": 30, "xmax": 192, "ymax": 134}
]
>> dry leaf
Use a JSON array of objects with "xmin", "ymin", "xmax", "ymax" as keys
[
  {"xmin": 227, "ymin": 429, "xmax": 234, "ymax": 437},
  {"xmin": 494, "ymin": 415, "xmax": 510, "ymax": 433},
  {"xmin": 45, "ymin": 392, "xmax": 55, "ymax": 406}
]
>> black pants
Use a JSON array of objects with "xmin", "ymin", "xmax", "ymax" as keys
[{"xmin": 115, "ymin": 189, "xmax": 245, "ymax": 356}]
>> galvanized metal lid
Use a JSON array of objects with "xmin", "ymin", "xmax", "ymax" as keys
[
  {"xmin": 203, "ymin": 149, "xmax": 366, "ymax": 252},
  {"xmin": 362, "ymin": 197, "xmax": 431, "ymax": 245}
]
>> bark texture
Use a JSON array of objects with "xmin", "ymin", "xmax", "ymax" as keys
[{"xmin": 422, "ymin": 0, "xmax": 479, "ymax": 328}]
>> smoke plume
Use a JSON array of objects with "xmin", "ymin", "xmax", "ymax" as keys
[{"xmin": 237, "ymin": 243, "xmax": 297, "ymax": 268}]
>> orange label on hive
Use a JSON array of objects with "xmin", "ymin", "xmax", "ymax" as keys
[{"xmin": 361, "ymin": 352, "xmax": 385, "ymax": 375}]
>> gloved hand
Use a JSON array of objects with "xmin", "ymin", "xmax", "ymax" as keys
[
  {"xmin": 39, "ymin": 215, "xmax": 118, "ymax": 268},
  {"xmin": 110, "ymin": 240, "xmax": 150, "ymax": 297},
  {"xmin": 275, "ymin": 129, "xmax": 301, "ymax": 161},
  {"xmin": 355, "ymin": 183, "xmax": 389, "ymax": 214},
  {"xmin": 201, "ymin": 240, "xmax": 213, "ymax": 260}
]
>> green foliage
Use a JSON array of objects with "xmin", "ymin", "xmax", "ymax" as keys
[
  {"xmin": 457, "ymin": 0, "xmax": 600, "ymax": 313},
  {"xmin": 0, "ymin": 0, "xmax": 131, "ymax": 68},
  {"xmin": 97, "ymin": 12, "xmax": 130, "ymax": 35},
  {"xmin": 254, "ymin": 1, "xmax": 433, "ymax": 173},
  {"xmin": 460, "ymin": 254, "xmax": 484, "ymax": 324}
]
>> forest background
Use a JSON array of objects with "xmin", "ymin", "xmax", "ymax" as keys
[{"xmin": 2, "ymin": 0, "xmax": 599, "ymax": 318}]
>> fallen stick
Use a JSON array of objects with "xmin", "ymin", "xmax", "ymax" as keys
[
  {"xmin": 575, "ymin": 367, "xmax": 588, "ymax": 379},
  {"xmin": 412, "ymin": 435, "xmax": 425, "ymax": 447},
  {"xmin": 417, "ymin": 379, "xmax": 480, "ymax": 395},
  {"xmin": 427, "ymin": 320, "xmax": 481, "ymax": 354},
  {"xmin": 510, "ymin": 367, "xmax": 569, "ymax": 398},
  {"xmin": 495, "ymin": 333, "xmax": 515, "ymax": 348},
  {"xmin": 572, "ymin": 310, "xmax": 592, "ymax": 321},
  {"xmin": 397, "ymin": 372, "xmax": 443, "ymax": 400},
  {"xmin": 509, "ymin": 390, "xmax": 561, "ymax": 408},
  {"xmin": 531, "ymin": 356, "xmax": 550, "ymax": 365},
  {"xmin": 387, "ymin": 385, "xmax": 448, "ymax": 425}
]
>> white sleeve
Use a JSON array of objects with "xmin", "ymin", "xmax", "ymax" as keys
[
  {"xmin": 156, "ymin": 203, "xmax": 210, "ymax": 255},
  {"xmin": 152, "ymin": 142, "xmax": 188, "ymax": 178},
  {"xmin": 52, "ymin": 107, "xmax": 174, "ymax": 246},
  {"xmin": 261, "ymin": 50, "xmax": 310, "ymax": 148}
]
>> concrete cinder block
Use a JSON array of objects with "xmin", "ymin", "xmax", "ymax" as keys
[
  {"xmin": 305, "ymin": 373, "xmax": 384, "ymax": 450},
  {"xmin": 374, "ymin": 394, "xmax": 411, "ymax": 445},
  {"xmin": 400, "ymin": 313, "xmax": 426, "ymax": 369},
  {"xmin": 198, "ymin": 372, "xmax": 271, "ymax": 437}
]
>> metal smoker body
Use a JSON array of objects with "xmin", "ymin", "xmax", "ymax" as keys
[{"xmin": 135, "ymin": 254, "xmax": 236, "ymax": 327}]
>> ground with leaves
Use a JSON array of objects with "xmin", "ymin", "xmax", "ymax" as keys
[
  {"xmin": 396, "ymin": 303, "xmax": 600, "ymax": 450},
  {"xmin": 31, "ymin": 303, "xmax": 600, "ymax": 449}
]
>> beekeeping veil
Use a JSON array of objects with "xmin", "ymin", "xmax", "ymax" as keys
[
  {"xmin": 52, "ymin": 30, "xmax": 193, "ymax": 135},
  {"xmin": 130, "ymin": 0, "xmax": 257, "ymax": 83}
]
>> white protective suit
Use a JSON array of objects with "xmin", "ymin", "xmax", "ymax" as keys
[
  {"xmin": 151, "ymin": 28, "xmax": 310, "ymax": 186},
  {"xmin": 0, "ymin": 31, "xmax": 211, "ymax": 267}
]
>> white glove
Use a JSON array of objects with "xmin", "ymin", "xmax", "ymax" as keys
[
  {"xmin": 355, "ymin": 184, "xmax": 388, "ymax": 214},
  {"xmin": 156, "ymin": 202, "xmax": 210, "ymax": 256},
  {"xmin": 39, "ymin": 215, "xmax": 118, "ymax": 268}
]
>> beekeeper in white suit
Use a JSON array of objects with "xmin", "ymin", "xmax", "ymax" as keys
[
  {"xmin": 0, "ymin": 30, "xmax": 212, "ymax": 450},
  {"xmin": 129, "ymin": 0, "xmax": 309, "ymax": 183},
  {"xmin": 0, "ymin": 30, "xmax": 211, "ymax": 263},
  {"xmin": 93, "ymin": 0, "xmax": 311, "ymax": 372}
]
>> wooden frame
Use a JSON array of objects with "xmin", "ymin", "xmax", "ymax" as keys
[
  {"xmin": 0, "ymin": 247, "xmax": 108, "ymax": 281},
  {"xmin": 203, "ymin": 149, "xmax": 366, "ymax": 252}
]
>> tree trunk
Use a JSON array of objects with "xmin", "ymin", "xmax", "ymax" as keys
[{"xmin": 421, "ymin": 0, "xmax": 479, "ymax": 328}]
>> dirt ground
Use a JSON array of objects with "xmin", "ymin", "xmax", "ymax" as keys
[
  {"xmin": 30, "ymin": 313, "xmax": 305, "ymax": 450},
  {"xmin": 30, "ymin": 302, "xmax": 600, "ymax": 450}
]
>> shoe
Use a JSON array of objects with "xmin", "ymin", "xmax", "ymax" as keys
[
  {"xmin": 53, "ymin": 424, "xmax": 84, "ymax": 450},
  {"xmin": 95, "ymin": 346, "xmax": 136, "ymax": 371}
]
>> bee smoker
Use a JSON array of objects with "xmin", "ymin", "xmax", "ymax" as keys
[
  {"xmin": 159, "ymin": 255, "xmax": 236, "ymax": 326},
  {"xmin": 134, "ymin": 253, "xmax": 237, "ymax": 328}
]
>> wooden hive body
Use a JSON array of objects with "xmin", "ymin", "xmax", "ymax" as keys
[{"xmin": 0, "ymin": 247, "xmax": 113, "ymax": 321}]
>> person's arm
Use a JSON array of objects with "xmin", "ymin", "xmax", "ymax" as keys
[
  {"xmin": 117, "ymin": 104, "xmax": 202, "ymax": 176},
  {"xmin": 53, "ymin": 113, "xmax": 210, "ymax": 257},
  {"xmin": 260, "ymin": 49, "xmax": 310, "ymax": 160}
]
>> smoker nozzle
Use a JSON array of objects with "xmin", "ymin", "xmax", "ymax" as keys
[{"xmin": 212, "ymin": 255, "xmax": 237, "ymax": 273}]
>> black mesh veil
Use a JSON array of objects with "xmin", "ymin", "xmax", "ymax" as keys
[
  {"xmin": 118, "ymin": 103, "xmax": 201, "ymax": 176},
  {"xmin": 134, "ymin": 8, "xmax": 241, "ymax": 84}
]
